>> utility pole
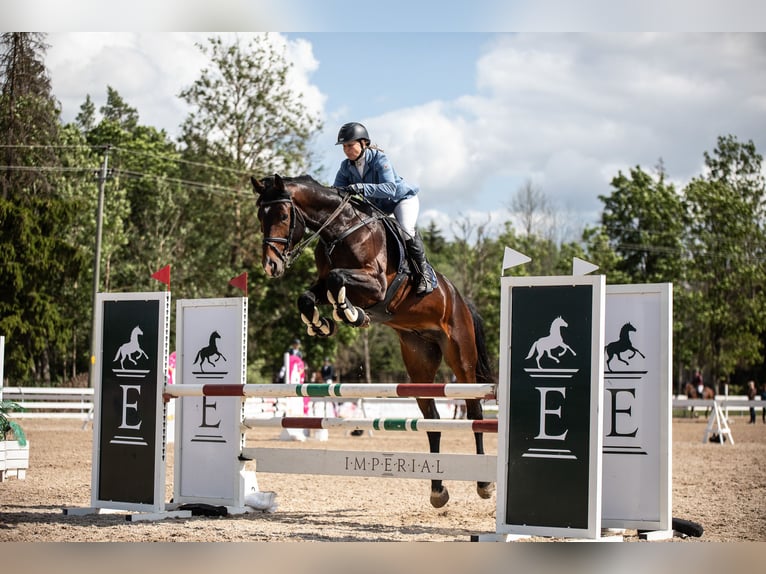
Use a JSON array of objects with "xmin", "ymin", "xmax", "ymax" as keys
[{"xmin": 88, "ymin": 145, "xmax": 112, "ymax": 388}]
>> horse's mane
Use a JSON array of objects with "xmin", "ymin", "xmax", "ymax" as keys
[{"xmin": 255, "ymin": 173, "xmax": 390, "ymax": 225}]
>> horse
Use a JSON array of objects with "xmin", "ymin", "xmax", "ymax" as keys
[
  {"xmin": 251, "ymin": 174, "xmax": 494, "ymax": 508},
  {"xmin": 113, "ymin": 326, "xmax": 148, "ymax": 370},
  {"xmin": 684, "ymin": 381, "xmax": 715, "ymax": 417},
  {"xmin": 194, "ymin": 331, "xmax": 226, "ymax": 371},
  {"xmin": 605, "ymin": 322, "xmax": 645, "ymax": 371},
  {"xmin": 525, "ymin": 316, "xmax": 576, "ymax": 369}
]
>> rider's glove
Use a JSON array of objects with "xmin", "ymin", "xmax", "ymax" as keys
[{"xmin": 342, "ymin": 183, "xmax": 365, "ymax": 196}]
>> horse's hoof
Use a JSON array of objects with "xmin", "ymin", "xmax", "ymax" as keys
[
  {"xmin": 477, "ymin": 482, "xmax": 495, "ymax": 499},
  {"xmin": 430, "ymin": 488, "xmax": 449, "ymax": 508}
]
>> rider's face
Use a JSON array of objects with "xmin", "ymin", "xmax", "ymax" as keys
[{"xmin": 342, "ymin": 140, "xmax": 364, "ymax": 161}]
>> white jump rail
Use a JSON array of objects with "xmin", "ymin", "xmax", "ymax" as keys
[{"xmin": 164, "ymin": 382, "xmax": 497, "ymax": 399}]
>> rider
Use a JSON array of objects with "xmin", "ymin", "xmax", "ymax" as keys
[{"xmin": 333, "ymin": 121, "xmax": 433, "ymax": 296}]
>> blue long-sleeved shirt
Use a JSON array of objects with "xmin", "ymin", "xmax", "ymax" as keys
[{"xmin": 333, "ymin": 148, "xmax": 418, "ymax": 214}]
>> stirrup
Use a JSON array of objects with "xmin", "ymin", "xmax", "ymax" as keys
[{"xmin": 414, "ymin": 274, "xmax": 433, "ymax": 296}]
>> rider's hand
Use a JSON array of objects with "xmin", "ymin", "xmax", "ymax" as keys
[{"xmin": 342, "ymin": 183, "xmax": 364, "ymax": 196}]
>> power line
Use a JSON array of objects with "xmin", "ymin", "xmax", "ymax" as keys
[
  {"xmin": 0, "ymin": 165, "xmax": 96, "ymax": 173},
  {"xmin": 0, "ymin": 143, "xmax": 252, "ymax": 177},
  {"xmin": 113, "ymin": 168, "xmax": 245, "ymax": 196}
]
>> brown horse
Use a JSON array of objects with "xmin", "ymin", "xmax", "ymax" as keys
[
  {"xmin": 251, "ymin": 174, "xmax": 494, "ymax": 508},
  {"xmin": 684, "ymin": 382, "xmax": 715, "ymax": 417}
]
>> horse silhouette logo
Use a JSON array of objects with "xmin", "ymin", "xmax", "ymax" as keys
[
  {"xmin": 113, "ymin": 325, "xmax": 148, "ymax": 369},
  {"xmin": 194, "ymin": 331, "xmax": 227, "ymax": 372},
  {"xmin": 605, "ymin": 322, "xmax": 645, "ymax": 371},
  {"xmin": 526, "ymin": 316, "xmax": 576, "ymax": 369}
]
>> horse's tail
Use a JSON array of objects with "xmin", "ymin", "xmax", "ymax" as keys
[
  {"xmin": 525, "ymin": 341, "xmax": 537, "ymax": 360},
  {"xmin": 113, "ymin": 347, "xmax": 121, "ymax": 362},
  {"xmin": 193, "ymin": 350, "xmax": 201, "ymax": 365},
  {"xmin": 468, "ymin": 302, "xmax": 493, "ymax": 385}
]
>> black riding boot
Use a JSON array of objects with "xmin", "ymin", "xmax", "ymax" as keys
[{"xmin": 405, "ymin": 232, "xmax": 434, "ymax": 296}]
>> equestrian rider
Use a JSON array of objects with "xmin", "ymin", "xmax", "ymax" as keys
[{"xmin": 333, "ymin": 122, "xmax": 433, "ymax": 296}]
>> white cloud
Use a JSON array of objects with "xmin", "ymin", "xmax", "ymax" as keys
[
  {"xmin": 48, "ymin": 32, "xmax": 209, "ymax": 134},
  {"xmin": 48, "ymin": 32, "xmax": 323, "ymax": 139},
  {"xmin": 45, "ymin": 32, "xmax": 766, "ymax": 238},
  {"xmin": 355, "ymin": 33, "xmax": 766, "ymax": 231}
]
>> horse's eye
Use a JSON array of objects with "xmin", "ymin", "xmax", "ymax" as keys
[{"xmin": 280, "ymin": 213, "xmax": 289, "ymax": 223}]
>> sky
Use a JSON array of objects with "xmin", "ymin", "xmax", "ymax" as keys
[{"xmin": 8, "ymin": 2, "xmax": 766, "ymax": 241}]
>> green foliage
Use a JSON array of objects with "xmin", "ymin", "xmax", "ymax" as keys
[
  {"xmin": 597, "ymin": 165, "xmax": 686, "ymax": 284},
  {"xmin": 0, "ymin": 33, "xmax": 89, "ymax": 384},
  {"xmin": 1, "ymin": 32, "xmax": 765, "ymax": 392},
  {"xmin": 0, "ymin": 400, "xmax": 27, "ymax": 445},
  {"xmin": 681, "ymin": 136, "xmax": 766, "ymax": 381}
]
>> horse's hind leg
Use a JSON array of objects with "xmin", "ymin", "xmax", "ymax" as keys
[
  {"xmin": 442, "ymin": 310, "xmax": 495, "ymax": 502},
  {"xmin": 399, "ymin": 331, "xmax": 446, "ymax": 507},
  {"xmin": 466, "ymin": 398, "xmax": 494, "ymax": 500},
  {"xmin": 417, "ymin": 398, "xmax": 449, "ymax": 508}
]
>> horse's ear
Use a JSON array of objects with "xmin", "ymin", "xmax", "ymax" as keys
[
  {"xmin": 274, "ymin": 173, "xmax": 285, "ymax": 190},
  {"xmin": 251, "ymin": 176, "xmax": 265, "ymax": 196}
]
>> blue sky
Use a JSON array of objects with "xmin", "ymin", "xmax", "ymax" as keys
[
  {"xmin": 8, "ymin": 2, "xmax": 766, "ymax": 240},
  {"xmin": 290, "ymin": 33, "xmax": 487, "ymax": 115}
]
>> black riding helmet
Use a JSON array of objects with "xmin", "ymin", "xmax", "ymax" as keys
[{"xmin": 336, "ymin": 122, "xmax": 370, "ymax": 145}]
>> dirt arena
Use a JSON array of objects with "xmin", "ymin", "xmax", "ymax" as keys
[{"xmin": 1, "ymin": 415, "xmax": 764, "ymax": 543}]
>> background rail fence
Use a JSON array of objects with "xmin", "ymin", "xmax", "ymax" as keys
[
  {"xmin": 1, "ymin": 386, "xmax": 94, "ymax": 420},
  {"xmin": 672, "ymin": 396, "xmax": 762, "ymax": 417},
  {"xmin": 1, "ymin": 384, "xmax": 759, "ymax": 420}
]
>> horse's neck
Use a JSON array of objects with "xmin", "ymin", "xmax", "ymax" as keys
[{"xmin": 294, "ymin": 190, "xmax": 358, "ymax": 233}]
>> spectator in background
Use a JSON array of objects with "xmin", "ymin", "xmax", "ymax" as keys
[
  {"xmin": 321, "ymin": 358, "xmax": 335, "ymax": 383},
  {"xmin": 761, "ymin": 383, "xmax": 766, "ymax": 424},
  {"xmin": 747, "ymin": 380, "xmax": 757, "ymax": 424},
  {"xmin": 288, "ymin": 338, "xmax": 302, "ymax": 358}
]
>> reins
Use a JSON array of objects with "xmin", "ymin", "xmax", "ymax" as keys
[{"xmin": 261, "ymin": 191, "xmax": 376, "ymax": 269}]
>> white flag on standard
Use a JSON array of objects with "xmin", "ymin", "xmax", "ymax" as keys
[
  {"xmin": 572, "ymin": 257, "xmax": 599, "ymax": 276},
  {"xmin": 502, "ymin": 247, "xmax": 531, "ymax": 274}
]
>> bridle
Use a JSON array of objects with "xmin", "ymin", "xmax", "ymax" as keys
[{"xmin": 260, "ymin": 192, "xmax": 357, "ymax": 269}]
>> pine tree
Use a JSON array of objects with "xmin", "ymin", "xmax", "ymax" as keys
[{"xmin": 0, "ymin": 32, "xmax": 87, "ymax": 384}]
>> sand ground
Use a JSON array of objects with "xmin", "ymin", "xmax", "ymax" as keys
[{"xmin": 1, "ymin": 415, "xmax": 764, "ymax": 543}]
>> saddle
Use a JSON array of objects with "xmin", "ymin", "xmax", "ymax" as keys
[{"xmin": 364, "ymin": 214, "xmax": 437, "ymax": 322}]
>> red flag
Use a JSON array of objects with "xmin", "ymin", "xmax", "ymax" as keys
[
  {"xmin": 151, "ymin": 264, "xmax": 171, "ymax": 290},
  {"xmin": 229, "ymin": 271, "xmax": 248, "ymax": 296}
]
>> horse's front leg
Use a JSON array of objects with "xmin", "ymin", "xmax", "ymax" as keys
[
  {"xmin": 325, "ymin": 269, "xmax": 386, "ymax": 328},
  {"xmin": 298, "ymin": 284, "xmax": 336, "ymax": 338}
]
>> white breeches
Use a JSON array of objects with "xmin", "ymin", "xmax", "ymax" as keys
[{"xmin": 394, "ymin": 194, "xmax": 419, "ymax": 238}]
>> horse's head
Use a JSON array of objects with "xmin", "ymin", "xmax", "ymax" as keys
[
  {"xmin": 132, "ymin": 326, "xmax": 143, "ymax": 337},
  {"xmin": 251, "ymin": 174, "xmax": 306, "ymax": 278},
  {"xmin": 552, "ymin": 316, "xmax": 568, "ymax": 329}
]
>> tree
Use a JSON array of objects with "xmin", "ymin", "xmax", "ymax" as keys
[
  {"xmin": 0, "ymin": 33, "xmax": 88, "ymax": 384},
  {"xmin": 177, "ymin": 34, "xmax": 324, "ymax": 380},
  {"xmin": 509, "ymin": 178, "xmax": 551, "ymax": 239},
  {"xmin": 682, "ymin": 136, "xmax": 766, "ymax": 385},
  {"xmin": 597, "ymin": 165, "xmax": 686, "ymax": 284}
]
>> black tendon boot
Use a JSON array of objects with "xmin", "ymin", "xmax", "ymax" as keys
[{"xmin": 405, "ymin": 232, "xmax": 434, "ymax": 296}]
